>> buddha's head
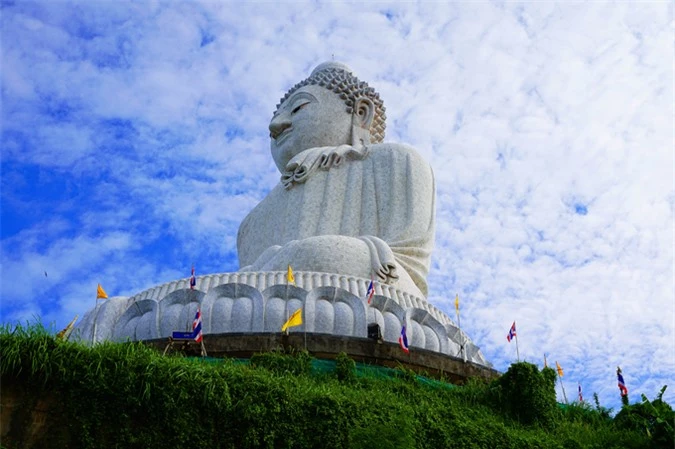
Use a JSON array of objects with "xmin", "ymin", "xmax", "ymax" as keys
[{"xmin": 269, "ymin": 62, "xmax": 386, "ymax": 172}]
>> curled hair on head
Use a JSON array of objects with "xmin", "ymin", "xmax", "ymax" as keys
[{"xmin": 275, "ymin": 65, "xmax": 386, "ymax": 144}]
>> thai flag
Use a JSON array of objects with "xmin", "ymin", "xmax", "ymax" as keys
[
  {"xmin": 578, "ymin": 383, "xmax": 583, "ymax": 403},
  {"xmin": 366, "ymin": 279, "xmax": 375, "ymax": 304},
  {"xmin": 193, "ymin": 308, "xmax": 203, "ymax": 343},
  {"xmin": 617, "ymin": 371, "xmax": 628, "ymax": 396},
  {"xmin": 399, "ymin": 325, "xmax": 409, "ymax": 353},
  {"xmin": 506, "ymin": 321, "xmax": 517, "ymax": 342},
  {"xmin": 190, "ymin": 265, "xmax": 196, "ymax": 290}
]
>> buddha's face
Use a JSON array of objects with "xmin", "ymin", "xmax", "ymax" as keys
[{"xmin": 269, "ymin": 84, "xmax": 352, "ymax": 172}]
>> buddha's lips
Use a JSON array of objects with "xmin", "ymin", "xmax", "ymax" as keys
[{"xmin": 274, "ymin": 126, "xmax": 293, "ymax": 143}]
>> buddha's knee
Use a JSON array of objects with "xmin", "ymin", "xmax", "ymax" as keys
[{"xmin": 263, "ymin": 236, "xmax": 371, "ymax": 276}]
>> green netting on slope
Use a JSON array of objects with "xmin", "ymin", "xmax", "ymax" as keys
[{"xmin": 187, "ymin": 356, "xmax": 456, "ymax": 390}]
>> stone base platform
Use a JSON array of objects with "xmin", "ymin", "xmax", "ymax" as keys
[
  {"xmin": 142, "ymin": 332, "xmax": 499, "ymax": 384},
  {"xmin": 74, "ymin": 271, "xmax": 490, "ymax": 366}
]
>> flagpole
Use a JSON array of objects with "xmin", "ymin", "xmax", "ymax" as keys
[
  {"xmin": 303, "ymin": 308, "xmax": 307, "ymax": 351},
  {"xmin": 558, "ymin": 372, "xmax": 568, "ymax": 404},
  {"xmin": 285, "ymin": 307, "xmax": 289, "ymax": 336},
  {"xmin": 92, "ymin": 299, "xmax": 104, "ymax": 345},
  {"xmin": 515, "ymin": 332, "xmax": 520, "ymax": 362},
  {"xmin": 285, "ymin": 278, "xmax": 289, "ymax": 337},
  {"xmin": 455, "ymin": 294, "xmax": 466, "ymax": 363}
]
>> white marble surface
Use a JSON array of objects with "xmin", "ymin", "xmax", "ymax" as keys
[{"xmin": 73, "ymin": 271, "xmax": 488, "ymax": 366}]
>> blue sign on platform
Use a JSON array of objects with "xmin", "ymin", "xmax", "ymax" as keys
[{"xmin": 172, "ymin": 331, "xmax": 195, "ymax": 340}]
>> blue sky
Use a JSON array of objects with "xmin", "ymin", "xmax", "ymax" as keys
[{"xmin": 1, "ymin": 1, "xmax": 673, "ymax": 412}]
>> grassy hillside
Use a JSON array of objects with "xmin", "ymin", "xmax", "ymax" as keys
[{"xmin": 1, "ymin": 323, "xmax": 671, "ymax": 449}]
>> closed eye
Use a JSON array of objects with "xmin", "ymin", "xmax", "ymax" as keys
[{"xmin": 292, "ymin": 102, "xmax": 309, "ymax": 114}]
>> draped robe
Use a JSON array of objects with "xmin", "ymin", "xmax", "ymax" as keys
[{"xmin": 237, "ymin": 143, "xmax": 435, "ymax": 298}]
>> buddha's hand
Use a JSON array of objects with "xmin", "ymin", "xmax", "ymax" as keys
[
  {"xmin": 358, "ymin": 235, "xmax": 399, "ymax": 285},
  {"xmin": 282, "ymin": 144, "xmax": 368, "ymax": 188}
]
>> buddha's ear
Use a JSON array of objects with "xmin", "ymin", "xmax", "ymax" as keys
[{"xmin": 350, "ymin": 97, "xmax": 375, "ymax": 147}]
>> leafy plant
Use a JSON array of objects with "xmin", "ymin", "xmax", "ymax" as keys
[
  {"xmin": 335, "ymin": 351, "xmax": 356, "ymax": 382},
  {"xmin": 250, "ymin": 347, "xmax": 312, "ymax": 376},
  {"xmin": 493, "ymin": 362, "xmax": 558, "ymax": 427},
  {"xmin": 614, "ymin": 385, "xmax": 674, "ymax": 448}
]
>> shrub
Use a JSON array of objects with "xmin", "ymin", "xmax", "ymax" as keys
[
  {"xmin": 614, "ymin": 386, "xmax": 674, "ymax": 449},
  {"xmin": 494, "ymin": 362, "xmax": 558, "ymax": 427},
  {"xmin": 250, "ymin": 348, "xmax": 312, "ymax": 376},
  {"xmin": 335, "ymin": 352, "xmax": 356, "ymax": 382}
]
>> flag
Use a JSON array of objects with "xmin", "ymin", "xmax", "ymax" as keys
[
  {"xmin": 556, "ymin": 361, "xmax": 564, "ymax": 377},
  {"xmin": 56, "ymin": 315, "xmax": 78, "ymax": 341},
  {"xmin": 578, "ymin": 383, "xmax": 583, "ymax": 403},
  {"xmin": 281, "ymin": 308, "xmax": 302, "ymax": 332},
  {"xmin": 617, "ymin": 367, "xmax": 628, "ymax": 396},
  {"xmin": 193, "ymin": 308, "xmax": 203, "ymax": 343},
  {"xmin": 399, "ymin": 325, "xmax": 409, "ymax": 353},
  {"xmin": 506, "ymin": 321, "xmax": 516, "ymax": 342},
  {"xmin": 454, "ymin": 294, "xmax": 459, "ymax": 313},
  {"xmin": 189, "ymin": 265, "xmax": 196, "ymax": 290},
  {"xmin": 366, "ymin": 278, "xmax": 375, "ymax": 304},
  {"xmin": 96, "ymin": 284, "xmax": 108, "ymax": 300},
  {"xmin": 287, "ymin": 265, "xmax": 295, "ymax": 286}
]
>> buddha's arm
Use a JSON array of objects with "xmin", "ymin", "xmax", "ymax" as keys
[{"xmin": 362, "ymin": 143, "xmax": 435, "ymax": 294}]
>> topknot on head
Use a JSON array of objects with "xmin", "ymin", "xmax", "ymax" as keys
[{"xmin": 310, "ymin": 61, "xmax": 353, "ymax": 76}]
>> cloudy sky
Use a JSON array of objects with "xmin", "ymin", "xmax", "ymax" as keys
[{"xmin": 1, "ymin": 1, "xmax": 672, "ymax": 411}]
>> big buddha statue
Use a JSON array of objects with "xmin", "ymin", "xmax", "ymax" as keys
[
  {"xmin": 73, "ymin": 62, "xmax": 488, "ymax": 367},
  {"xmin": 238, "ymin": 61, "xmax": 434, "ymax": 299}
]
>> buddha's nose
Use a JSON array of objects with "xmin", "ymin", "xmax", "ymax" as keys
[{"xmin": 269, "ymin": 113, "xmax": 291, "ymax": 140}]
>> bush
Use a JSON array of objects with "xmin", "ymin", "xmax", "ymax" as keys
[
  {"xmin": 494, "ymin": 362, "xmax": 558, "ymax": 427},
  {"xmin": 350, "ymin": 413, "xmax": 415, "ymax": 449},
  {"xmin": 250, "ymin": 348, "xmax": 312, "ymax": 376},
  {"xmin": 614, "ymin": 386, "xmax": 674, "ymax": 449},
  {"xmin": 335, "ymin": 352, "xmax": 356, "ymax": 382}
]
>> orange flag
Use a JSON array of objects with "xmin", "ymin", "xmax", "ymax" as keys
[{"xmin": 96, "ymin": 284, "xmax": 108, "ymax": 300}]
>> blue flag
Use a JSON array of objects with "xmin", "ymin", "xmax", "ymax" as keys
[
  {"xmin": 617, "ymin": 367, "xmax": 628, "ymax": 396},
  {"xmin": 193, "ymin": 308, "xmax": 203, "ymax": 343},
  {"xmin": 366, "ymin": 279, "xmax": 375, "ymax": 304},
  {"xmin": 399, "ymin": 325, "xmax": 409, "ymax": 353},
  {"xmin": 507, "ymin": 321, "xmax": 517, "ymax": 342},
  {"xmin": 190, "ymin": 265, "xmax": 196, "ymax": 289}
]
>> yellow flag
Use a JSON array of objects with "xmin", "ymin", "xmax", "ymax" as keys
[
  {"xmin": 56, "ymin": 315, "xmax": 78, "ymax": 341},
  {"xmin": 287, "ymin": 265, "xmax": 295, "ymax": 285},
  {"xmin": 281, "ymin": 308, "xmax": 303, "ymax": 332},
  {"xmin": 96, "ymin": 284, "xmax": 108, "ymax": 299},
  {"xmin": 556, "ymin": 361, "xmax": 564, "ymax": 377},
  {"xmin": 454, "ymin": 294, "xmax": 459, "ymax": 313}
]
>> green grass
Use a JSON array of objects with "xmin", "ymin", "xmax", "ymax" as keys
[{"xmin": 1, "ymin": 322, "xmax": 667, "ymax": 449}]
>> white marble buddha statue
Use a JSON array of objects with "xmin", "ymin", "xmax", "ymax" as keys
[
  {"xmin": 237, "ymin": 62, "xmax": 435, "ymax": 299},
  {"xmin": 73, "ymin": 61, "xmax": 494, "ymax": 365}
]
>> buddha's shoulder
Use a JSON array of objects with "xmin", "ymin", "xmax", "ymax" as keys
[{"xmin": 367, "ymin": 142, "xmax": 430, "ymax": 166}]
